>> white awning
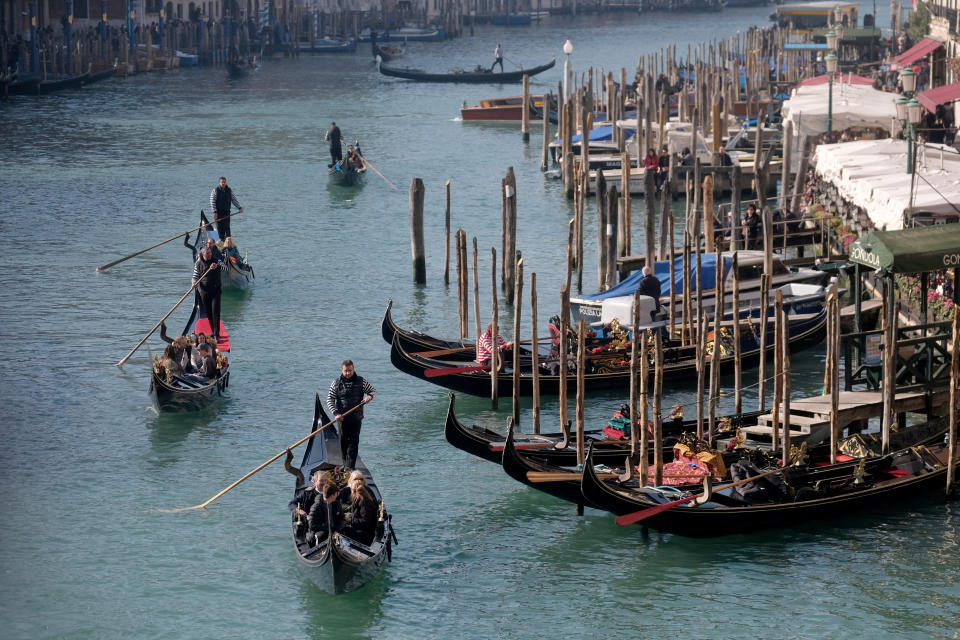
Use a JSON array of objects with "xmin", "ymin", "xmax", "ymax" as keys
[
  {"xmin": 782, "ymin": 81, "xmax": 898, "ymax": 138},
  {"xmin": 814, "ymin": 139, "xmax": 960, "ymax": 229}
]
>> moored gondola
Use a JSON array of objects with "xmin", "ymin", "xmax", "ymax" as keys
[
  {"xmin": 444, "ymin": 391, "xmax": 764, "ymax": 466},
  {"xmin": 149, "ymin": 295, "xmax": 231, "ymax": 411},
  {"xmin": 289, "ymin": 395, "xmax": 395, "ymax": 593},
  {"xmin": 389, "ymin": 306, "xmax": 827, "ymax": 397},
  {"xmin": 377, "ymin": 58, "xmax": 555, "ymax": 84},
  {"xmin": 185, "ymin": 211, "xmax": 255, "ymax": 289},
  {"xmin": 582, "ymin": 437, "xmax": 957, "ymax": 537}
]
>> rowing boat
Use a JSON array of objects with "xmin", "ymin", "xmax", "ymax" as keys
[{"xmin": 377, "ymin": 58, "xmax": 555, "ymax": 84}]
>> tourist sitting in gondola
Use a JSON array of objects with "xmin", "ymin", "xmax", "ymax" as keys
[
  {"xmin": 339, "ymin": 471, "xmax": 379, "ymax": 546},
  {"xmin": 346, "ymin": 146, "xmax": 364, "ymax": 171},
  {"xmin": 307, "ymin": 483, "xmax": 342, "ymax": 546},
  {"xmin": 159, "ymin": 322, "xmax": 195, "ymax": 372},
  {"xmin": 194, "ymin": 342, "xmax": 219, "ymax": 380},
  {"xmin": 222, "ymin": 236, "xmax": 240, "ymax": 262},
  {"xmin": 288, "ymin": 467, "xmax": 331, "ymax": 539},
  {"xmin": 158, "ymin": 344, "xmax": 185, "ymax": 379},
  {"xmin": 476, "ymin": 321, "xmax": 512, "ymax": 366}
]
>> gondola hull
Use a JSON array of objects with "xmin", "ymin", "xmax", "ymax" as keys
[
  {"xmin": 328, "ymin": 166, "xmax": 367, "ymax": 186},
  {"xmin": 291, "ymin": 396, "xmax": 393, "ymax": 594},
  {"xmin": 581, "ymin": 442, "xmax": 957, "ymax": 537},
  {"xmin": 444, "ymin": 391, "xmax": 764, "ymax": 466},
  {"xmin": 389, "ymin": 308, "xmax": 827, "ymax": 397},
  {"xmin": 378, "ymin": 58, "xmax": 555, "ymax": 84},
  {"xmin": 149, "ymin": 368, "xmax": 229, "ymax": 411}
]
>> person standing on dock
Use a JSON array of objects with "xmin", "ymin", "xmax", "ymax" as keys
[
  {"xmin": 192, "ymin": 244, "xmax": 223, "ymax": 344},
  {"xmin": 209, "ymin": 177, "xmax": 242, "ymax": 241},
  {"xmin": 326, "ymin": 360, "xmax": 376, "ymax": 471},
  {"xmin": 492, "ymin": 44, "xmax": 503, "ymax": 72},
  {"xmin": 326, "ymin": 121, "xmax": 343, "ymax": 167}
]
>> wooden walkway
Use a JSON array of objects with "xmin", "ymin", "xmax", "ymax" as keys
[{"xmin": 742, "ymin": 388, "xmax": 950, "ymax": 442}]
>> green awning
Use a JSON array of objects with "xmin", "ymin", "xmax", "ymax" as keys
[{"xmin": 849, "ymin": 225, "xmax": 960, "ymax": 273}]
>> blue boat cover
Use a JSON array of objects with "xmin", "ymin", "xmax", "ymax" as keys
[
  {"xmin": 571, "ymin": 126, "xmax": 636, "ymax": 144},
  {"xmin": 578, "ymin": 254, "xmax": 732, "ymax": 300}
]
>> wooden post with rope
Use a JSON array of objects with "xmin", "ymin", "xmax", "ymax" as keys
[
  {"xmin": 541, "ymin": 92, "xmax": 551, "ymax": 171},
  {"xmin": 559, "ymin": 284, "xmax": 570, "ymax": 448},
  {"xmin": 653, "ymin": 330, "xmax": 664, "ymax": 486},
  {"xmin": 472, "ymin": 237, "xmax": 481, "ymax": 352}
]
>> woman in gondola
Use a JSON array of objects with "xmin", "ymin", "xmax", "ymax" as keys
[{"xmin": 339, "ymin": 471, "xmax": 378, "ymax": 546}]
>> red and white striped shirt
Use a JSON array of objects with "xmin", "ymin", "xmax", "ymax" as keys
[{"xmin": 476, "ymin": 330, "xmax": 506, "ymax": 363}]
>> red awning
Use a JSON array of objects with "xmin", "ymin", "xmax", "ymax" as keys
[
  {"xmin": 892, "ymin": 37, "xmax": 943, "ymax": 68},
  {"xmin": 798, "ymin": 73, "xmax": 874, "ymax": 87},
  {"xmin": 918, "ymin": 83, "xmax": 960, "ymax": 112}
]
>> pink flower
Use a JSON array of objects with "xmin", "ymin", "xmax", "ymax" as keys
[{"xmin": 928, "ymin": 291, "xmax": 941, "ymax": 301}]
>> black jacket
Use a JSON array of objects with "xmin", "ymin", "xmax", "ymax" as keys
[
  {"xmin": 308, "ymin": 496, "xmax": 343, "ymax": 538},
  {"xmin": 340, "ymin": 492, "xmax": 378, "ymax": 545},
  {"xmin": 637, "ymin": 274, "xmax": 662, "ymax": 310}
]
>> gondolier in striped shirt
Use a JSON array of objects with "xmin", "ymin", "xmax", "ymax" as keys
[
  {"xmin": 476, "ymin": 322, "xmax": 512, "ymax": 365},
  {"xmin": 326, "ymin": 360, "xmax": 376, "ymax": 471},
  {"xmin": 209, "ymin": 177, "xmax": 243, "ymax": 241}
]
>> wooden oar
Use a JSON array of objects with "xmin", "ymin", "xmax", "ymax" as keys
[
  {"xmin": 614, "ymin": 465, "xmax": 786, "ymax": 526},
  {"xmin": 167, "ymin": 402, "xmax": 364, "ymax": 513},
  {"xmin": 424, "ymin": 363, "xmax": 490, "ymax": 377},
  {"xmin": 358, "ymin": 155, "xmax": 398, "ymax": 190},
  {"xmin": 412, "ymin": 345, "xmax": 475, "ymax": 358},
  {"xmin": 115, "ymin": 268, "xmax": 212, "ymax": 368},
  {"xmin": 96, "ymin": 211, "xmax": 243, "ymax": 272}
]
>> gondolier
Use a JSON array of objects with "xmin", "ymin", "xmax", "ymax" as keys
[
  {"xmin": 492, "ymin": 43, "xmax": 503, "ymax": 72},
  {"xmin": 326, "ymin": 121, "xmax": 343, "ymax": 167},
  {"xmin": 192, "ymin": 244, "xmax": 223, "ymax": 344},
  {"xmin": 209, "ymin": 177, "xmax": 242, "ymax": 240},
  {"xmin": 326, "ymin": 360, "xmax": 376, "ymax": 471}
]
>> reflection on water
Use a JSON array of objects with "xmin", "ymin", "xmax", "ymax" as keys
[{"xmin": 299, "ymin": 567, "xmax": 389, "ymax": 639}]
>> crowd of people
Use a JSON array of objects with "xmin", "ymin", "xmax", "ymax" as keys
[{"xmin": 157, "ymin": 323, "xmax": 226, "ymax": 384}]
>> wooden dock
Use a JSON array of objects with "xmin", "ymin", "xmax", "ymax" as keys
[{"xmin": 742, "ymin": 388, "xmax": 951, "ymax": 442}]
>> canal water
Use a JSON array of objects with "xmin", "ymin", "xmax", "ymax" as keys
[{"xmin": 2, "ymin": 6, "xmax": 958, "ymax": 639}]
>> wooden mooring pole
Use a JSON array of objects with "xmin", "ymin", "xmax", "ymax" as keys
[
  {"xmin": 521, "ymin": 74, "xmax": 531, "ymax": 142},
  {"xmin": 512, "ymin": 258, "xmax": 524, "ymax": 427},
  {"xmin": 444, "ymin": 180, "xmax": 451, "ymax": 285},
  {"xmin": 410, "ymin": 178, "xmax": 425, "ymax": 284},
  {"xmin": 531, "ymin": 273, "xmax": 540, "ymax": 435},
  {"xmin": 490, "ymin": 247, "xmax": 499, "ymax": 410}
]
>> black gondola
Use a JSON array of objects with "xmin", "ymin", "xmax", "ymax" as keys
[
  {"xmin": 328, "ymin": 162, "xmax": 367, "ymax": 186},
  {"xmin": 148, "ymin": 294, "xmax": 230, "ymax": 411},
  {"xmin": 7, "ymin": 71, "xmax": 90, "ymax": 95},
  {"xmin": 185, "ymin": 211, "xmax": 255, "ymax": 290},
  {"xmin": 444, "ymin": 391, "xmax": 764, "ymax": 466},
  {"xmin": 290, "ymin": 395, "xmax": 394, "ymax": 594},
  {"xmin": 377, "ymin": 58, "xmax": 556, "ymax": 84},
  {"xmin": 370, "ymin": 32, "xmax": 403, "ymax": 62},
  {"xmin": 388, "ymin": 306, "xmax": 827, "ymax": 397},
  {"xmin": 501, "ymin": 428, "xmax": 590, "ymax": 505},
  {"xmin": 581, "ymin": 440, "xmax": 957, "ymax": 537}
]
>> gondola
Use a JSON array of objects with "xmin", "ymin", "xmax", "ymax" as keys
[
  {"xmin": 7, "ymin": 71, "xmax": 89, "ymax": 95},
  {"xmin": 227, "ymin": 58, "xmax": 261, "ymax": 78},
  {"xmin": 290, "ymin": 395, "xmax": 395, "ymax": 594},
  {"xmin": 581, "ymin": 438, "xmax": 957, "ymax": 537},
  {"xmin": 381, "ymin": 299, "xmax": 473, "ymax": 356},
  {"xmin": 184, "ymin": 211, "xmax": 255, "ymax": 290},
  {"xmin": 388, "ymin": 306, "xmax": 827, "ymax": 397},
  {"xmin": 149, "ymin": 294, "xmax": 230, "ymax": 411},
  {"xmin": 328, "ymin": 160, "xmax": 367, "ymax": 186},
  {"xmin": 371, "ymin": 32, "xmax": 403, "ymax": 62},
  {"xmin": 444, "ymin": 391, "xmax": 764, "ymax": 466},
  {"xmin": 377, "ymin": 57, "xmax": 555, "ymax": 84}
]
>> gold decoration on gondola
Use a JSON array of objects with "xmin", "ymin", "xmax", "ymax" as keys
[
  {"xmin": 852, "ymin": 458, "xmax": 867, "ymax": 485},
  {"xmin": 378, "ymin": 501, "xmax": 386, "ymax": 522},
  {"xmin": 789, "ymin": 441, "xmax": 809, "ymax": 467},
  {"xmin": 671, "ymin": 404, "xmax": 684, "ymax": 420},
  {"xmin": 715, "ymin": 416, "xmax": 732, "ymax": 433}
]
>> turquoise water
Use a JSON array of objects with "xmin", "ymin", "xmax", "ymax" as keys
[{"xmin": 2, "ymin": 8, "xmax": 958, "ymax": 639}]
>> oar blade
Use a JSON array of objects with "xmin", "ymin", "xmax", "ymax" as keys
[
  {"xmin": 614, "ymin": 494, "xmax": 694, "ymax": 526},
  {"xmin": 424, "ymin": 364, "xmax": 490, "ymax": 378}
]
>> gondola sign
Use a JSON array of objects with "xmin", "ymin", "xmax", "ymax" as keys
[{"xmin": 849, "ymin": 242, "xmax": 880, "ymax": 269}]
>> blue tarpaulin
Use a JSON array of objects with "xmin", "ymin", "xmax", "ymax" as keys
[
  {"xmin": 578, "ymin": 254, "xmax": 732, "ymax": 300},
  {"xmin": 571, "ymin": 125, "xmax": 636, "ymax": 144}
]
